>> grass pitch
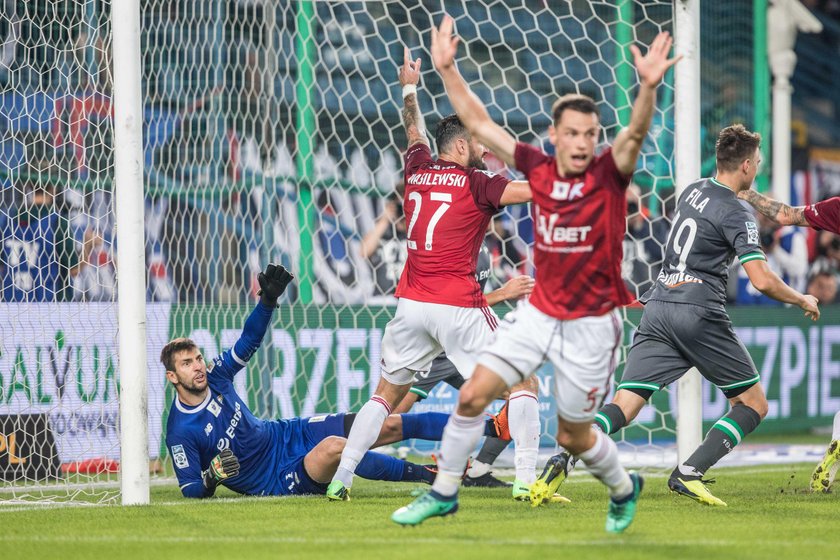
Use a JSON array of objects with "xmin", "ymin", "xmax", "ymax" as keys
[{"xmin": 0, "ymin": 463, "xmax": 836, "ymax": 560}]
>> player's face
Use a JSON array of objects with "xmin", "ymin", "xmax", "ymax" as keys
[
  {"xmin": 168, "ymin": 349, "xmax": 208, "ymax": 394},
  {"xmin": 549, "ymin": 110, "xmax": 600, "ymax": 176},
  {"xmin": 467, "ymin": 138, "xmax": 488, "ymax": 170}
]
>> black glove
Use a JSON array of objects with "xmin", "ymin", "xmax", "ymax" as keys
[
  {"xmin": 258, "ymin": 263, "xmax": 293, "ymax": 308},
  {"xmin": 201, "ymin": 449, "xmax": 240, "ymax": 492}
]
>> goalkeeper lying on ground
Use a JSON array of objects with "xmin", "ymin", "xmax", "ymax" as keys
[{"xmin": 164, "ymin": 264, "xmax": 504, "ymax": 498}]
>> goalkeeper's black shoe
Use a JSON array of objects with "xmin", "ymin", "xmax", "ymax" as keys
[{"xmin": 463, "ymin": 472, "xmax": 512, "ymax": 488}]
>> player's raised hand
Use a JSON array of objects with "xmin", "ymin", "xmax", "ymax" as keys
[
  {"xmin": 399, "ymin": 47, "xmax": 422, "ymax": 87},
  {"xmin": 258, "ymin": 263, "xmax": 294, "ymax": 308},
  {"xmin": 800, "ymin": 294, "xmax": 820, "ymax": 321},
  {"xmin": 631, "ymin": 31, "xmax": 681, "ymax": 88},
  {"xmin": 501, "ymin": 275, "xmax": 535, "ymax": 301},
  {"xmin": 431, "ymin": 14, "xmax": 460, "ymax": 71},
  {"xmin": 201, "ymin": 449, "xmax": 240, "ymax": 491}
]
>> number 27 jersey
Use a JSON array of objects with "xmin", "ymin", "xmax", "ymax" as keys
[{"xmin": 396, "ymin": 144, "xmax": 508, "ymax": 308}]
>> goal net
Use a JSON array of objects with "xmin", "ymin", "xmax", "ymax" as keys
[{"xmin": 1, "ymin": 0, "xmax": 761, "ymax": 502}]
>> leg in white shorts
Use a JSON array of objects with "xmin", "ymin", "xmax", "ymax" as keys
[
  {"xmin": 478, "ymin": 300, "xmax": 622, "ymax": 422},
  {"xmin": 380, "ymin": 298, "xmax": 499, "ymax": 385}
]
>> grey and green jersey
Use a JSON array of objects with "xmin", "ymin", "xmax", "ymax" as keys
[{"xmin": 641, "ymin": 178, "xmax": 765, "ymax": 310}]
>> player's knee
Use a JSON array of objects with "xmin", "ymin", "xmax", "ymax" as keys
[
  {"xmin": 321, "ymin": 436, "xmax": 346, "ymax": 458},
  {"xmin": 457, "ymin": 384, "xmax": 491, "ymax": 416},
  {"xmin": 554, "ymin": 423, "xmax": 588, "ymax": 454},
  {"xmin": 381, "ymin": 415, "xmax": 403, "ymax": 440}
]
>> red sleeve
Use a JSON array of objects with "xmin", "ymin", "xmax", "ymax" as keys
[
  {"xmin": 513, "ymin": 142, "xmax": 551, "ymax": 177},
  {"xmin": 804, "ymin": 197, "xmax": 840, "ymax": 234},
  {"xmin": 596, "ymin": 147, "xmax": 633, "ymax": 193},
  {"xmin": 469, "ymin": 169, "xmax": 509, "ymax": 215},
  {"xmin": 404, "ymin": 143, "xmax": 433, "ymax": 178}
]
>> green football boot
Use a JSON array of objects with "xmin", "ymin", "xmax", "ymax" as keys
[
  {"xmin": 391, "ymin": 491, "xmax": 458, "ymax": 526},
  {"xmin": 326, "ymin": 480, "xmax": 350, "ymax": 501},
  {"xmin": 606, "ymin": 472, "xmax": 644, "ymax": 534}
]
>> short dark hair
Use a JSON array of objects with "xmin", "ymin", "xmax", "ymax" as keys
[
  {"xmin": 160, "ymin": 338, "xmax": 198, "ymax": 372},
  {"xmin": 551, "ymin": 94, "xmax": 599, "ymax": 126},
  {"xmin": 435, "ymin": 114, "xmax": 470, "ymax": 154},
  {"xmin": 715, "ymin": 124, "xmax": 761, "ymax": 172}
]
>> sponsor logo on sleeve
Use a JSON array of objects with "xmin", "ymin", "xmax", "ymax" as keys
[
  {"xmin": 171, "ymin": 444, "xmax": 189, "ymax": 469},
  {"xmin": 746, "ymin": 221, "xmax": 759, "ymax": 245}
]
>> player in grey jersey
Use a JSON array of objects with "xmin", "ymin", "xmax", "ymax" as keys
[
  {"xmin": 531, "ymin": 125, "xmax": 819, "ymax": 507},
  {"xmin": 393, "ymin": 241, "xmax": 535, "ymax": 488}
]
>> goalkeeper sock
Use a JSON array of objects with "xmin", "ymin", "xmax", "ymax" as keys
[
  {"xmin": 682, "ymin": 404, "xmax": 761, "ymax": 475},
  {"xmin": 333, "ymin": 396, "xmax": 391, "ymax": 488},
  {"xmin": 594, "ymin": 403, "xmax": 627, "ymax": 435},
  {"xmin": 399, "ymin": 412, "xmax": 448, "ymax": 440},
  {"xmin": 431, "ymin": 412, "xmax": 485, "ymax": 497},
  {"xmin": 578, "ymin": 429, "xmax": 633, "ymax": 499},
  {"xmin": 354, "ymin": 451, "xmax": 424, "ymax": 482},
  {"xmin": 509, "ymin": 390, "xmax": 540, "ymax": 484}
]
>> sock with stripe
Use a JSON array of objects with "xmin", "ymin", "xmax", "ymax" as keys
[
  {"xmin": 399, "ymin": 412, "xmax": 449, "ymax": 440},
  {"xmin": 509, "ymin": 391, "xmax": 541, "ymax": 484},
  {"xmin": 833, "ymin": 410, "xmax": 840, "ymax": 441},
  {"xmin": 577, "ymin": 429, "xmax": 633, "ymax": 499},
  {"xmin": 681, "ymin": 404, "xmax": 762, "ymax": 475},
  {"xmin": 431, "ymin": 412, "xmax": 485, "ymax": 497},
  {"xmin": 594, "ymin": 403, "xmax": 627, "ymax": 435},
  {"xmin": 333, "ymin": 395, "xmax": 391, "ymax": 488}
]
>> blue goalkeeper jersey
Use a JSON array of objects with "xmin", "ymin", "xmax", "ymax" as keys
[{"xmin": 165, "ymin": 303, "xmax": 314, "ymax": 498}]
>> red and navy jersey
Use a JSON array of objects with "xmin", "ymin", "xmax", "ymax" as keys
[
  {"xmin": 514, "ymin": 142, "xmax": 633, "ymax": 320},
  {"xmin": 396, "ymin": 144, "xmax": 508, "ymax": 307},
  {"xmin": 804, "ymin": 197, "xmax": 840, "ymax": 234}
]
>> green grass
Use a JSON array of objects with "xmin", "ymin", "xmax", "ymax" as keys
[{"xmin": 0, "ymin": 463, "xmax": 836, "ymax": 560}]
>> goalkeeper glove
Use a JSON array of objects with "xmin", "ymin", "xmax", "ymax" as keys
[
  {"xmin": 258, "ymin": 263, "xmax": 294, "ymax": 308},
  {"xmin": 201, "ymin": 449, "xmax": 240, "ymax": 492}
]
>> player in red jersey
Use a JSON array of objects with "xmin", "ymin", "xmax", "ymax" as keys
[
  {"xmin": 736, "ymin": 188, "xmax": 840, "ymax": 492},
  {"xmin": 326, "ymin": 46, "xmax": 534, "ymax": 501},
  {"xmin": 738, "ymin": 189, "xmax": 840, "ymax": 235},
  {"xmin": 392, "ymin": 17, "xmax": 679, "ymax": 532}
]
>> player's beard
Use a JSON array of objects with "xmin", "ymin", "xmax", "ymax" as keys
[{"xmin": 467, "ymin": 147, "xmax": 486, "ymax": 170}]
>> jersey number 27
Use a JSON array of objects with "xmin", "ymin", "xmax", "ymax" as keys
[{"xmin": 406, "ymin": 191, "xmax": 452, "ymax": 251}]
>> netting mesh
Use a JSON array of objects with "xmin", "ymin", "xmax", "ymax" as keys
[{"xmin": 0, "ymin": 0, "xmax": 768, "ymax": 501}]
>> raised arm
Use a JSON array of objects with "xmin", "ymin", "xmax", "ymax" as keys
[
  {"xmin": 612, "ymin": 32, "xmax": 681, "ymax": 176},
  {"xmin": 431, "ymin": 15, "xmax": 517, "ymax": 166},
  {"xmin": 399, "ymin": 47, "xmax": 429, "ymax": 148},
  {"xmin": 737, "ymin": 189, "xmax": 810, "ymax": 227}
]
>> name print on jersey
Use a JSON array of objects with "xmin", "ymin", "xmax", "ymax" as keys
[
  {"xmin": 684, "ymin": 188, "xmax": 710, "ymax": 213},
  {"xmin": 406, "ymin": 171, "xmax": 466, "ymax": 188}
]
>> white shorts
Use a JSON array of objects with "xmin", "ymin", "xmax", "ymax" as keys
[
  {"xmin": 379, "ymin": 298, "xmax": 499, "ymax": 385},
  {"xmin": 478, "ymin": 300, "xmax": 622, "ymax": 422}
]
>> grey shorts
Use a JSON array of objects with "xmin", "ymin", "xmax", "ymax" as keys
[
  {"xmin": 620, "ymin": 300, "xmax": 760, "ymax": 398},
  {"xmin": 409, "ymin": 354, "xmax": 464, "ymax": 400}
]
